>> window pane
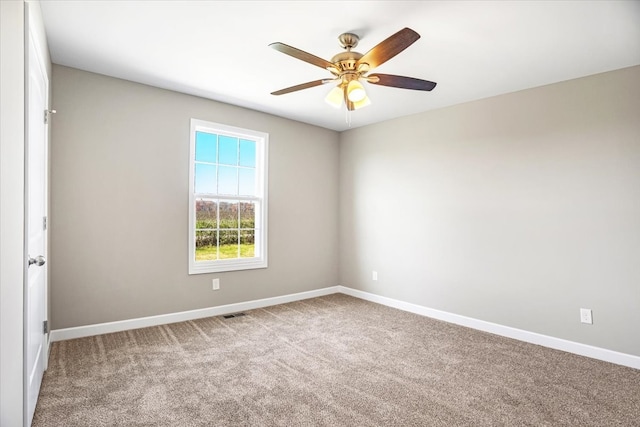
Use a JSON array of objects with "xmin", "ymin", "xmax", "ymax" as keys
[
  {"xmin": 219, "ymin": 135, "xmax": 238, "ymax": 165},
  {"xmin": 219, "ymin": 201, "xmax": 238, "ymax": 228},
  {"xmin": 195, "ymin": 131, "xmax": 217, "ymax": 163},
  {"xmin": 239, "ymin": 139, "xmax": 256, "ymax": 167},
  {"xmin": 239, "ymin": 168, "xmax": 255, "ymax": 196},
  {"xmin": 196, "ymin": 199, "xmax": 217, "ymax": 229},
  {"xmin": 239, "ymin": 202, "xmax": 255, "ymax": 229},
  {"xmin": 240, "ymin": 230, "xmax": 255, "ymax": 258},
  {"xmin": 194, "ymin": 164, "xmax": 216, "ymax": 194},
  {"xmin": 195, "ymin": 230, "xmax": 218, "ymax": 261},
  {"xmin": 219, "ymin": 230, "xmax": 239, "ymax": 259},
  {"xmin": 218, "ymin": 166, "xmax": 238, "ymax": 195}
]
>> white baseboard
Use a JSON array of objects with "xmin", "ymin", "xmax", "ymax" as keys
[
  {"xmin": 338, "ymin": 286, "xmax": 640, "ymax": 370},
  {"xmin": 50, "ymin": 284, "xmax": 639, "ymax": 370},
  {"xmin": 49, "ymin": 286, "xmax": 341, "ymax": 342}
]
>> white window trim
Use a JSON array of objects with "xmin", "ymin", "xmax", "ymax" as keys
[{"xmin": 188, "ymin": 119, "xmax": 268, "ymax": 274}]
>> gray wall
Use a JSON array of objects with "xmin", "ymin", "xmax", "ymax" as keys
[
  {"xmin": 52, "ymin": 63, "xmax": 640, "ymax": 358},
  {"xmin": 51, "ymin": 65, "xmax": 339, "ymax": 329},
  {"xmin": 339, "ymin": 66, "xmax": 640, "ymax": 356}
]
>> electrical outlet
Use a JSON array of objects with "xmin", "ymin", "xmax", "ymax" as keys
[
  {"xmin": 212, "ymin": 278, "xmax": 220, "ymax": 291},
  {"xmin": 372, "ymin": 271, "xmax": 378, "ymax": 281},
  {"xmin": 580, "ymin": 308, "xmax": 592, "ymax": 324}
]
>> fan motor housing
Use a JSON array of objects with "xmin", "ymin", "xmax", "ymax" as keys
[{"xmin": 331, "ymin": 51, "xmax": 363, "ymax": 72}]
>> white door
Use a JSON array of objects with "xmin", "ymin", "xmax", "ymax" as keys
[{"xmin": 25, "ymin": 27, "xmax": 49, "ymax": 426}]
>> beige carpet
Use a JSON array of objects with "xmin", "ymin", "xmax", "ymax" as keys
[{"xmin": 34, "ymin": 294, "xmax": 640, "ymax": 426}]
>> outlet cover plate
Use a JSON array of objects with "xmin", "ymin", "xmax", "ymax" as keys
[
  {"xmin": 212, "ymin": 278, "xmax": 220, "ymax": 290},
  {"xmin": 580, "ymin": 308, "xmax": 592, "ymax": 324}
]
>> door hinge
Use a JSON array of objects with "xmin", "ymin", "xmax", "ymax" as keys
[
  {"xmin": 43, "ymin": 320, "xmax": 49, "ymax": 334},
  {"xmin": 44, "ymin": 109, "xmax": 56, "ymax": 124},
  {"xmin": 43, "ymin": 216, "xmax": 47, "ymax": 231}
]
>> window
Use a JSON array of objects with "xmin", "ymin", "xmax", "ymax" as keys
[{"xmin": 189, "ymin": 119, "xmax": 268, "ymax": 274}]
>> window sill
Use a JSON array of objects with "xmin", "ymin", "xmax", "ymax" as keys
[{"xmin": 188, "ymin": 258, "xmax": 267, "ymax": 275}]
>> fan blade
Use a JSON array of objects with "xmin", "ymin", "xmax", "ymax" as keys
[
  {"xmin": 368, "ymin": 74, "xmax": 437, "ymax": 91},
  {"xmin": 356, "ymin": 28, "xmax": 420, "ymax": 70},
  {"xmin": 271, "ymin": 79, "xmax": 334, "ymax": 96},
  {"xmin": 269, "ymin": 42, "xmax": 335, "ymax": 70}
]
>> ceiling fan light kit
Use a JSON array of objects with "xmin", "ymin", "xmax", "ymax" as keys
[
  {"xmin": 347, "ymin": 80, "xmax": 367, "ymax": 102},
  {"xmin": 269, "ymin": 27, "xmax": 437, "ymax": 114},
  {"xmin": 352, "ymin": 95, "xmax": 371, "ymax": 110},
  {"xmin": 325, "ymin": 86, "xmax": 344, "ymax": 108}
]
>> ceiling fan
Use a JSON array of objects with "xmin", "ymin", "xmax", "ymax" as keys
[{"xmin": 269, "ymin": 28, "xmax": 437, "ymax": 111}]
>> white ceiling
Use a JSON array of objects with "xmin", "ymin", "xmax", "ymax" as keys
[{"xmin": 39, "ymin": 1, "xmax": 640, "ymax": 132}]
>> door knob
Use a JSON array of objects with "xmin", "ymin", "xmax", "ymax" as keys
[{"xmin": 28, "ymin": 255, "xmax": 46, "ymax": 267}]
